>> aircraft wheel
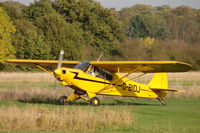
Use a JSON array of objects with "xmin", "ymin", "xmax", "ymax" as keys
[
  {"xmin": 90, "ymin": 97, "xmax": 100, "ymax": 106},
  {"xmin": 59, "ymin": 96, "xmax": 68, "ymax": 105}
]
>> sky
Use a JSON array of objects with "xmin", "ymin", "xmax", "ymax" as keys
[
  {"xmin": 0, "ymin": 0, "xmax": 200, "ymax": 10},
  {"xmin": 96, "ymin": 0, "xmax": 200, "ymax": 10}
]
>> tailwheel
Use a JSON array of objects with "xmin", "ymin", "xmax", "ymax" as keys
[
  {"xmin": 90, "ymin": 97, "xmax": 100, "ymax": 106},
  {"xmin": 157, "ymin": 97, "xmax": 167, "ymax": 106},
  {"xmin": 59, "ymin": 96, "xmax": 68, "ymax": 105}
]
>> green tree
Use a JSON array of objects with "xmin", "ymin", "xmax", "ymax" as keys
[
  {"xmin": 119, "ymin": 4, "xmax": 153, "ymax": 22},
  {"xmin": 128, "ymin": 14, "xmax": 169, "ymax": 39},
  {"xmin": 53, "ymin": 0, "xmax": 124, "ymax": 53},
  {"xmin": 12, "ymin": 19, "xmax": 50, "ymax": 59},
  {"xmin": 0, "ymin": 1, "xmax": 24, "ymax": 19},
  {"xmin": 0, "ymin": 7, "xmax": 16, "ymax": 60},
  {"xmin": 35, "ymin": 13, "xmax": 85, "ymax": 60},
  {"xmin": 23, "ymin": 0, "xmax": 55, "ymax": 20},
  {"xmin": 167, "ymin": 6, "xmax": 200, "ymax": 43}
]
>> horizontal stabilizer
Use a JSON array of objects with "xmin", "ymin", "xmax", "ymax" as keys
[{"xmin": 150, "ymin": 88, "xmax": 179, "ymax": 92}]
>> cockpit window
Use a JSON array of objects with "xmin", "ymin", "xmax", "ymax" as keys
[
  {"xmin": 74, "ymin": 61, "xmax": 90, "ymax": 72},
  {"xmin": 94, "ymin": 67, "xmax": 113, "ymax": 81},
  {"xmin": 74, "ymin": 61, "xmax": 113, "ymax": 81}
]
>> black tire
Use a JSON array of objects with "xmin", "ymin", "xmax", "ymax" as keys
[
  {"xmin": 59, "ymin": 96, "xmax": 68, "ymax": 105},
  {"xmin": 90, "ymin": 97, "xmax": 100, "ymax": 106}
]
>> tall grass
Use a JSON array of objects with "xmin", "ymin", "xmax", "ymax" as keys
[
  {"xmin": 132, "ymin": 72, "xmax": 200, "ymax": 83},
  {"xmin": 0, "ymin": 88, "xmax": 69, "ymax": 102},
  {"xmin": 0, "ymin": 72, "xmax": 134, "ymax": 131},
  {"xmin": 0, "ymin": 72, "xmax": 54, "ymax": 83},
  {"xmin": 0, "ymin": 106, "xmax": 133, "ymax": 131},
  {"xmin": 0, "ymin": 72, "xmax": 72, "ymax": 102}
]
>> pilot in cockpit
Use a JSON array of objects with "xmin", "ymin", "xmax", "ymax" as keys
[{"xmin": 87, "ymin": 66, "xmax": 95, "ymax": 77}]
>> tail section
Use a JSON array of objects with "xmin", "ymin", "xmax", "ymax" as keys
[
  {"xmin": 148, "ymin": 73, "xmax": 178, "ymax": 98},
  {"xmin": 148, "ymin": 73, "xmax": 168, "ymax": 89}
]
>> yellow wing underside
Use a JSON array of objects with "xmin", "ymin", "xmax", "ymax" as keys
[
  {"xmin": 90, "ymin": 61, "xmax": 193, "ymax": 73},
  {"xmin": 3, "ymin": 59, "xmax": 193, "ymax": 73}
]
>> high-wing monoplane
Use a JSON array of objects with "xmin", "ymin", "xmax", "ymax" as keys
[{"xmin": 3, "ymin": 52, "xmax": 193, "ymax": 106}]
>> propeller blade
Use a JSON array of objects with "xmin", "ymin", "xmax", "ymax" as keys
[
  {"xmin": 54, "ymin": 50, "xmax": 64, "ymax": 90},
  {"xmin": 57, "ymin": 50, "xmax": 64, "ymax": 69}
]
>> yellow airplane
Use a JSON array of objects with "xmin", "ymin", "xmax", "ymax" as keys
[{"xmin": 3, "ymin": 55, "xmax": 193, "ymax": 106}]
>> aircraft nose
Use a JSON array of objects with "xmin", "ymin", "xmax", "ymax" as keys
[{"xmin": 54, "ymin": 69, "xmax": 62, "ymax": 76}]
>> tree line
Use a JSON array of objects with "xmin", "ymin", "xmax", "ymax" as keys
[{"xmin": 0, "ymin": 0, "xmax": 199, "ymax": 70}]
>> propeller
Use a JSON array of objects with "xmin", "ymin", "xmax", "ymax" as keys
[
  {"xmin": 57, "ymin": 50, "xmax": 64, "ymax": 69},
  {"xmin": 54, "ymin": 50, "xmax": 64, "ymax": 89}
]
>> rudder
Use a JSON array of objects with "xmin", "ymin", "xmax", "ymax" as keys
[
  {"xmin": 148, "ymin": 73, "xmax": 168, "ymax": 98},
  {"xmin": 148, "ymin": 73, "xmax": 168, "ymax": 89}
]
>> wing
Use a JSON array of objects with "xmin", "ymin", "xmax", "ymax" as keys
[
  {"xmin": 4, "ymin": 60, "xmax": 193, "ymax": 73},
  {"xmin": 90, "ymin": 61, "xmax": 193, "ymax": 73},
  {"xmin": 4, "ymin": 59, "xmax": 79, "ymax": 70}
]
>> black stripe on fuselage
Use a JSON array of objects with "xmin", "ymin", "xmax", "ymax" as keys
[
  {"xmin": 70, "ymin": 71, "xmax": 110, "ymax": 84},
  {"xmin": 69, "ymin": 72, "xmax": 146, "ymax": 93}
]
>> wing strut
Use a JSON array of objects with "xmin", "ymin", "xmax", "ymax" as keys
[
  {"xmin": 97, "ymin": 65, "xmax": 144, "ymax": 93},
  {"xmin": 124, "ymin": 73, "xmax": 146, "ymax": 83},
  {"xmin": 36, "ymin": 64, "xmax": 54, "ymax": 76}
]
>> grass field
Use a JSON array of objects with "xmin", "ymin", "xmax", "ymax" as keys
[{"xmin": 0, "ymin": 72, "xmax": 200, "ymax": 132}]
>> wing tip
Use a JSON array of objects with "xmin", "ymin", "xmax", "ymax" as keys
[{"xmin": 175, "ymin": 61, "xmax": 194, "ymax": 72}]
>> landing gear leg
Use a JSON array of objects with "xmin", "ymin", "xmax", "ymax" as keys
[
  {"xmin": 59, "ymin": 92, "xmax": 81, "ymax": 105},
  {"xmin": 157, "ymin": 97, "xmax": 167, "ymax": 106}
]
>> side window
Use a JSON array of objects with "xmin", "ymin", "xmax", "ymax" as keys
[
  {"xmin": 87, "ymin": 66, "xmax": 96, "ymax": 76},
  {"xmin": 94, "ymin": 67, "xmax": 113, "ymax": 81}
]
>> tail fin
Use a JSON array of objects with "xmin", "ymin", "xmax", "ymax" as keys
[
  {"xmin": 148, "ymin": 73, "xmax": 168, "ymax": 89},
  {"xmin": 148, "ymin": 73, "xmax": 178, "ymax": 98}
]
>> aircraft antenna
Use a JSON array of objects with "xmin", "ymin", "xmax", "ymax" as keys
[{"xmin": 97, "ymin": 52, "xmax": 104, "ymax": 62}]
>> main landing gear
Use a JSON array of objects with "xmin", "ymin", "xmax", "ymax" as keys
[
  {"xmin": 59, "ymin": 95, "xmax": 68, "ymax": 105},
  {"xmin": 90, "ymin": 97, "xmax": 100, "ymax": 106},
  {"xmin": 58, "ymin": 95, "xmax": 100, "ymax": 106}
]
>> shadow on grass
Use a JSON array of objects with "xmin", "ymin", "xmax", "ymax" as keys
[
  {"xmin": 111, "ymin": 100, "xmax": 160, "ymax": 106},
  {"xmin": 18, "ymin": 98, "xmax": 60, "ymax": 105},
  {"xmin": 18, "ymin": 98, "xmax": 161, "ymax": 106}
]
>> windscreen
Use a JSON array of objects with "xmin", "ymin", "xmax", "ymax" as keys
[
  {"xmin": 74, "ymin": 61, "xmax": 113, "ymax": 80},
  {"xmin": 74, "ymin": 61, "xmax": 90, "ymax": 72}
]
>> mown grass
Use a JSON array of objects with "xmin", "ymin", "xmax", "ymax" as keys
[
  {"xmin": 0, "ymin": 72, "xmax": 200, "ymax": 132},
  {"xmin": 133, "ymin": 98, "xmax": 200, "ymax": 133}
]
